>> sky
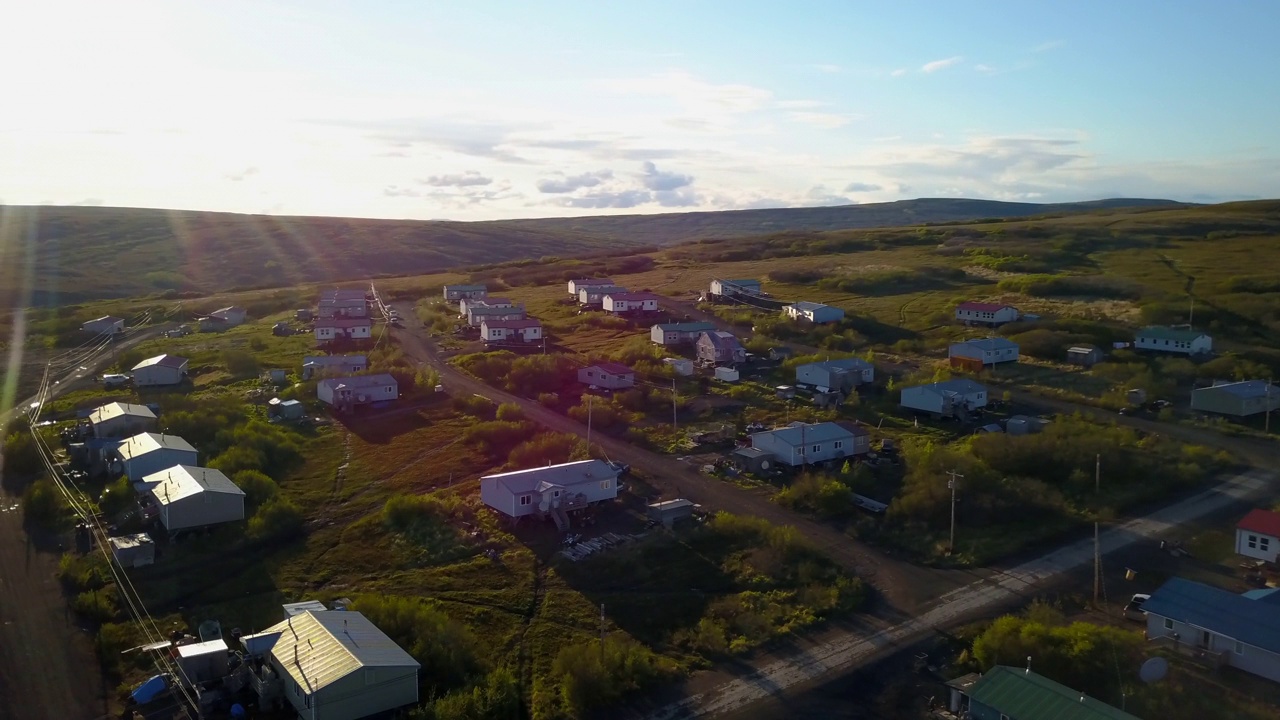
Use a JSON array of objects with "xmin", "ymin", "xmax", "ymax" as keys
[{"xmin": 3, "ymin": 0, "xmax": 1279, "ymax": 221}]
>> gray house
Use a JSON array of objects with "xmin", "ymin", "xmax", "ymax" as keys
[
  {"xmin": 795, "ymin": 358, "xmax": 875, "ymax": 391},
  {"xmin": 1142, "ymin": 576, "xmax": 1280, "ymax": 683},
  {"xmin": 443, "ymin": 284, "xmax": 488, "ymax": 301},
  {"xmin": 696, "ymin": 331, "xmax": 746, "ymax": 365},
  {"xmin": 480, "ymin": 459, "xmax": 620, "ymax": 530},
  {"xmin": 1191, "ymin": 380, "xmax": 1280, "ymax": 417},
  {"xmin": 113, "ymin": 432, "xmax": 198, "ymax": 483},
  {"xmin": 651, "ymin": 321, "xmax": 717, "ymax": 345},
  {"xmin": 948, "ymin": 665, "xmax": 1140, "ymax": 720},
  {"xmin": 89, "ymin": 402, "xmax": 157, "ymax": 439},
  {"xmin": 578, "ymin": 363, "xmax": 636, "ymax": 390},
  {"xmin": 949, "ymin": 337, "xmax": 1020, "ymax": 366},
  {"xmin": 244, "ymin": 610, "xmax": 421, "ymax": 720},
  {"xmin": 749, "ymin": 421, "xmax": 870, "ymax": 467}
]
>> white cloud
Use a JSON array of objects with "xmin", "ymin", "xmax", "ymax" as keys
[
  {"xmin": 789, "ymin": 112, "xmax": 855, "ymax": 129},
  {"xmin": 844, "ymin": 182, "xmax": 883, "ymax": 193},
  {"xmin": 974, "ymin": 64, "xmax": 997, "ymax": 74},
  {"xmin": 890, "ymin": 68, "xmax": 909, "ymax": 77},
  {"xmin": 1034, "ymin": 40, "xmax": 1066, "ymax": 53},
  {"xmin": 639, "ymin": 161, "xmax": 693, "ymax": 191},
  {"xmin": 536, "ymin": 170, "xmax": 613, "ymax": 193},
  {"xmin": 921, "ymin": 56, "xmax": 964, "ymax": 73},
  {"xmin": 421, "ymin": 170, "xmax": 492, "ymax": 187}
]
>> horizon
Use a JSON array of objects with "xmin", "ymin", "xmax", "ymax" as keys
[{"xmin": 4, "ymin": 1, "xmax": 1279, "ymax": 221}]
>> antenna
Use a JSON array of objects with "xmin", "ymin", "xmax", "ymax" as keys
[{"xmin": 1026, "ymin": 656, "xmax": 1032, "ymax": 673}]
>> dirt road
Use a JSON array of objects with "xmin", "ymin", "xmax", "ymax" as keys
[{"xmin": 0, "ymin": 325, "xmax": 169, "ymax": 720}]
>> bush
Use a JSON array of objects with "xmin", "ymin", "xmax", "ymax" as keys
[
  {"xmin": 971, "ymin": 615, "xmax": 1142, "ymax": 697},
  {"xmin": 59, "ymin": 552, "xmax": 112, "ymax": 591},
  {"xmin": 221, "ymin": 348, "xmax": 260, "ymax": 379},
  {"xmin": 3, "ymin": 431, "xmax": 44, "ymax": 477},
  {"xmin": 98, "ymin": 476, "xmax": 133, "ymax": 517},
  {"xmin": 418, "ymin": 667, "xmax": 521, "ymax": 720},
  {"xmin": 23, "ymin": 479, "xmax": 67, "ymax": 528},
  {"xmin": 506, "ymin": 433, "xmax": 589, "ymax": 469},
  {"xmin": 352, "ymin": 595, "xmax": 480, "ymax": 692},
  {"xmin": 247, "ymin": 496, "xmax": 304, "ymax": 541},
  {"xmin": 208, "ymin": 420, "xmax": 304, "ymax": 478},
  {"xmin": 776, "ymin": 474, "xmax": 855, "ymax": 519},
  {"xmin": 232, "ymin": 470, "xmax": 280, "ymax": 511},
  {"xmin": 72, "ymin": 588, "xmax": 119, "ymax": 623},
  {"xmin": 452, "ymin": 394, "xmax": 497, "ymax": 420},
  {"xmin": 463, "ymin": 421, "xmax": 539, "ymax": 459},
  {"xmin": 547, "ymin": 636, "xmax": 677, "ymax": 718},
  {"xmin": 494, "ymin": 403, "xmax": 524, "ymax": 422}
]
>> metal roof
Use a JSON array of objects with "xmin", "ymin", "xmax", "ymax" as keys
[
  {"xmin": 787, "ymin": 301, "xmax": 833, "ymax": 312},
  {"xmin": 799, "ymin": 358, "xmax": 874, "ymax": 373},
  {"xmin": 1200, "ymin": 379, "xmax": 1277, "ymax": 399},
  {"xmin": 117, "ymin": 433, "xmax": 197, "ymax": 460},
  {"xmin": 86, "ymin": 315, "xmax": 124, "ymax": 324},
  {"xmin": 911, "ymin": 378, "xmax": 988, "ymax": 396},
  {"xmin": 957, "ymin": 301, "xmax": 1014, "ymax": 312},
  {"xmin": 570, "ymin": 278, "xmax": 613, "ymax": 285},
  {"xmin": 753, "ymin": 421, "xmax": 859, "ymax": 446},
  {"xmin": 315, "ymin": 316, "xmax": 371, "ymax": 328},
  {"xmin": 483, "ymin": 459, "xmax": 619, "ymax": 495},
  {"xmin": 587, "ymin": 362, "xmax": 634, "ymax": 376},
  {"xmin": 261, "ymin": 610, "xmax": 419, "ymax": 693},
  {"xmin": 699, "ymin": 331, "xmax": 744, "ymax": 352},
  {"xmin": 731, "ymin": 447, "xmax": 773, "ymax": 459},
  {"xmin": 143, "ymin": 465, "xmax": 244, "ymax": 506},
  {"xmin": 302, "ymin": 354, "xmax": 367, "ymax": 367},
  {"xmin": 108, "ymin": 533, "xmax": 153, "ymax": 551},
  {"xmin": 1137, "ymin": 325, "xmax": 1209, "ymax": 342},
  {"xmin": 606, "ymin": 292, "xmax": 659, "ymax": 301},
  {"xmin": 132, "ymin": 354, "xmax": 188, "ymax": 371},
  {"xmin": 649, "ymin": 499, "xmax": 695, "ymax": 511},
  {"xmin": 177, "ymin": 638, "xmax": 229, "ymax": 659},
  {"xmin": 443, "ymin": 283, "xmax": 487, "ymax": 291},
  {"xmin": 482, "ymin": 318, "xmax": 542, "ymax": 329},
  {"xmin": 1142, "ymin": 577, "xmax": 1280, "ymax": 654},
  {"xmin": 1237, "ymin": 508, "xmax": 1280, "ymax": 537},
  {"xmin": 89, "ymin": 402, "xmax": 156, "ymax": 425},
  {"xmin": 318, "ymin": 373, "xmax": 398, "ymax": 391},
  {"xmin": 653, "ymin": 321, "xmax": 717, "ymax": 332},
  {"xmin": 953, "ymin": 337, "xmax": 1019, "ymax": 351},
  {"xmin": 967, "ymin": 666, "xmax": 1140, "ymax": 720},
  {"xmin": 1067, "ymin": 346, "xmax": 1098, "ymax": 354}
]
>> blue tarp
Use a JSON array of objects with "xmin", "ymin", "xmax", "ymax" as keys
[{"xmin": 131, "ymin": 674, "xmax": 168, "ymax": 704}]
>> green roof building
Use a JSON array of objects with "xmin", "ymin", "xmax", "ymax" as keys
[
  {"xmin": 950, "ymin": 666, "xmax": 1141, "ymax": 720},
  {"xmin": 1134, "ymin": 325, "xmax": 1212, "ymax": 355}
]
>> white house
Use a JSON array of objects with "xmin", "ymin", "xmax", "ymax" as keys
[
  {"xmin": 82, "ymin": 316, "xmax": 125, "ymax": 335},
  {"xmin": 784, "ymin": 301, "xmax": 844, "ymax": 324},
  {"xmin": 900, "ymin": 379, "xmax": 988, "ymax": 417},
  {"xmin": 317, "ymin": 374, "xmax": 399, "ymax": 408},
  {"xmin": 577, "ymin": 363, "xmax": 635, "ymax": 390},
  {"xmin": 316, "ymin": 297, "xmax": 368, "ymax": 319},
  {"xmin": 955, "ymin": 302, "xmax": 1019, "ymax": 325},
  {"xmin": 460, "ymin": 296, "xmax": 515, "ymax": 316},
  {"xmin": 131, "ymin": 354, "xmax": 189, "ymax": 387},
  {"xmin": 466, "ymin": 304, "xmax": 526, "ymax": 327},
  {"xmin": 650, "ymin": 321, "xmax": 717, "ymax": 345},
  {"xmin": 710, "ymin": 279, "xmax": 762, "ymax": 298},
  {"xmin": 142, "ymin": 465, "xmax": 245, "ymax": 532},
  {"xmin": 949, "ymin": 337, "xmax": 1020, "ymax": 366},
  {"xmin": 602, "ymin": 292, "xmax": 660, "ymax": 314},
  {"xmin": 481, "ymin": 318, "xmax": 543, "ymax": 344},
  {"xmin": 1142, "ymin": 577, "xmax": 1280, "ymax": 684},
  {"xmin": 795, "ymin": 359, "xmax": 875, "ymax": 391},
  {"xmin": 301, "ymin": 354, "xmax": 368, "ymax": 380},
  {"xmin": 1134, "ymin": 326, "xmax": 1213, "ymax": 355},
  {"xmin": 481, "ymin": 460, "xmax": 620, "ymax": 524},
  {"xmin": 244, "ymin": 610, "xmax": 421, "ymax": 720},
  {"xmin": 1236, "ymin": 509, "xmax": 1280, "ymax": 563},
  {"xmin": 89, "ymin": 402, "xmax": 157, "ymax": 439},
  {"xmin": 568, "ymin": 278, "xmax": 614, "ymax": 296},
  {"xmin": 114, "ymin": 432, "xmax": 198, "ymax": 483},
  {"xmin": 314, "ymin": 317, "xmax": 372, "ymax": 344},
  {"xmin": 210, "ymin": 306, "xmax": 247, "ymax": 326},
  {"xmin": 443, "ymin": 283, "xmax": 488, "ymax": 301},
  {"xmin": 663, "ymin": 358, "xmax": 694, "ymax": 376},
  {"xmin": 578, "ymin": 285, "xmax": 627, "ymax": 306},
  {"xmin": 749, "ymin": 421, "xmax": 870, "ymax": 467}
]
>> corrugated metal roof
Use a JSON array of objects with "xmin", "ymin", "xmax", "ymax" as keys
[
  {"xmin": 318, "ymin": 373, "xmax": 398, "ymax": 391},
  {"xmin": 177, "ymin": 639, "xmax": 228, "ymax": 659},
  {"xmin": 799, "ymin": 358, "xmax": 874, "ymax": 373},
  {"xmin": 303, "ymin": 354, "xmax": 367, "ymax": 368},
  {"xmin": 1201, "ymin": 380, "xmax": 1277, "ymax": 399},
  {"xmin": 143, "ymin": 465, "xmax": 244, "ymax": 506},
  {"xmin": 753, "ymin": 421, "xmax": 857, "ymax": 446},
  {"xmin": 911, "ymin": 379, "xmax": 988, "ymax": 396},
  {"xmin": 132, "ymin": 354, "xmax": 188, "ymax": 370},
  {"xmin": 954, "ymin": 337, "xmax": 1019, "ymax": 352},
  {"xmin": 89, "ymin": 402, "xmax": 156, "ymax": 425},
  {"xmin": 588, "ymin": 362, "xmax": 634, "ymax": 376},
  {"xmin": 483, "ymin": 459, "xmax": 618, "ymax": 495},
  {"xmin": 1143, "ymin": 577, "xmax": 1280, "ymax": 654},
  {"xmin": 261, "ymin": 610, "xmax": 419, "ymax": 694},
  {"xmin": 967, "ymin": 666, "xmax": 1140, "ymax": 720},
  {"xmin": 653, "ymin": 321, "xmax": 716, "ymax": 332},
  {"xmin": 788, "ymin": 301, "xmax": 832, "ymax": 312},
  {"xmin": 117, "ymin": 433, "xmax": 197, "ymax": 460}
]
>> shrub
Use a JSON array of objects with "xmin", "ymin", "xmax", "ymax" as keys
[
  {"xmin": 548, "ymin": 636, "xmax": 677, "ymax": 718},
  {"xmin": 23, "ymin": 479, "xmax": 67, "ymax": 528},
  {"xmin": 420, "ymin": 667, "xmax": 522, "ymax": 720},
  {"xmin": 221, "ymin": 348, "xmax": 260, "ymax": 379},
  {"xmin": 494, "ymin": 403, "xmax": 524, "ymax": 422},
  {"xmin": 3, "ymin": 431, "xmax": 44, "ymax": 477},
  {"xmin": 452, "ymin": 394, "xmax": 497, "ymax": 420},
  {"xmin": 463, "ymin": 421, "xmax": 539, "ymax": 458},
  {"xmin": 98, "ymin": 476, "xmax": 133, "ymax": 517},
  {"xmin": 73, "ymin": 588, "xmax": 119, "ymax": 623},
  {"xmin": 232, "ymin": 470, "xmax": 280, "ymax": 511},
  {"xmin": 59, "ymin": 552, "xmax": 111, "ymax": 591},
  {"xmin": 247, "ymin": 496, "xmax": 304, "ymax": 541},
  {"xmin": 506, "ymin": 433, "xmax": 588, "ymax": 469},
  {"xmin": 776, "ymin": 474, "xmax": 855, "ymax": 519},
  {"xmin": 352, "ymin": 595, "xmax": 480, "ymax": 692},
  {"xmin": 208, "ymin": 420, "xmax": 304, "ymax": 478}
]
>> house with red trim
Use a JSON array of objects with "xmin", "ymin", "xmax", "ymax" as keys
[
  {"xmin": 955, "ymin": 301, "xmax": 1020, "ymax": 326},
  {"xmin": 482, "ymin": 318, "xmax": 543, "ymax": 344},
  {"xmin": 1237, "ymin": 508, "xmax": 1280, "ymax": 563},
  {"xmin": 315, "ymin": 316, "xmax": 372, "ymax": 344},
  {"xmin": 603, "ymin": 292, "xmax": 660, "ymax": 314}
]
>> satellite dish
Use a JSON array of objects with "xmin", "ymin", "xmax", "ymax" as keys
[
  {"xmin": 1139, "ymin": 657, "xmax": 1168, "ymax": 683},
  {"xmin": 760, "ymin": 460, "xmax": 771, "ymax": 470}
]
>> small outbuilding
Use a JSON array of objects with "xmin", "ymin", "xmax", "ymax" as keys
[
  {"xmin": 317, "ymin": 374, "xmax": 399, "ymax": 409},
  {"xmin": 709, "ymin": 279, "xmax": 762, "ymax": 299},
  {"xmin": 1066, "ymin": 345, "xmax": 1104, "ymax": 367},
  {"xmin": 729, "ymin": 446, "xmax": 776, "ymax": 474},
  {"xmin": 82, "ymin": 316, "xmax": 125, "ymax": 335},
  {"xmin": 663, "ymin": 357, "xmax": 694, "ymax": 376},
  {"xmin": 577, "ymin": 363, "xmax": 635, "ymax": 390},
  {"xmin": 1005, "ymin": 414, "xmax": 1050, "ymax": 436},
  {"xmin": 567, "ymin": 278, "xmax": 614, "ymax": 296},
  {"xmin": 89, "ymin": 402, "xmax": 157, "ymax": 439},
  {"xmin": 1191, "ymin": 380, "xmax": 1280, "ymax": 417},
  {"xmin": 143, "ymin": 465, "xmax": 246, "ymax": 532},
  {"xmin": 131, "ymin": 354, "xmax": 189, "ymax": 387},
  {"xmin": 647, "ymin": 499, "xmax": 695, "ymax": 529},
  {"xmin": 177, "ymin": 639, "xmax": 230, "ymax": 684},
  {"xmin": 268, "ymin": 398, "xmax": 306, "ymax": 420},
  {"xmin": 783, "ymin": 301, "xmax": 844, "ymax": 324},
  {"xmin": 1236, "ymin": 508, "xmax": 1280, "ymax": 564},
  {"xmin": 795, "ymin": 358, "xmax": 874, "ymax": 391},
  {"xmin": 109, "ymin": 533, "xmax": 155, "ymax": 568},
  {"xmin": 282, "ymin": 600, "xmax": 330, "ymax": 619},
  {"xmin": 714, "ymin": 366, "xmax": 740, "ymax": 382},
  {"xmin": 295, "ymin": 308, "xmax": 313, "ymax": 321}
]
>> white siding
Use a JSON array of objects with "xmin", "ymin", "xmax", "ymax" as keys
[
  {"xmin": 899, "ymin": 386, "xmax": 944, "ymax": 414},
  {"xmin": 133, "ymin": 365, "xmax": 184, "ymax": 387},
  {"xmin": 160, "ymin": 491, "xmax": 245, "ymax": 531},
  {"xmin": 480, "ymin": 478, "xmax": 524, "ymax": 518},
  {"xmin": 1145, "ymin": 613, "xmax": 1280, "ymax": 683},
  {"xmin": 124, "ymin": 451, "xmax": 198, "ymax": 482},
  {"xmin": 1236, "ymin": 529, "xmax": 1280, "ymax": 562}
]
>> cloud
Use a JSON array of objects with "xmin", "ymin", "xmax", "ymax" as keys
[
  {"xmin": 812, "ymin": 64, "xmax": 842, "ymax": 74},
  {"xmin": 921, "ymin": 56, "xmax": 964, "ymax": 73},
  {"xmin": 843, "ymin": 182, "xmax": 883, "ymax": 193},
  {"xmin": 789, "ymin": 112, "xmax": 854, "ymax": 129},
  {"xmin": 1034, "ymin": 40, "xmax": 1066, "ymax": 53},
  {"xmin": 421, "ymin": 171, "xmax": 492, "ymax": 187},
  {"xmin": 225, "ymin": 166, "xmax": 259, "ymax": 182},
  {"xmin": 890, "ymin": 68, "xmax": 909, "ymax": 77},
  {"xmin": 639, "ymin": 161, "xmax": 693, "ymax": 191},
  {"xmin": 803, "ymin": 185, "xmax": 853, "ymax": 206},
  {"xmin": 554, "ymin": 189, "xmax": 656, "ymax": 209},
  {"xmin": 776, "ymin": 99, "xmax": 826, "ymax": 110},
  {"xmin": 330, "ymin": 118, "xmax": 534, "ymax": 163},
  {"xmin": 603, "ymin": 71, "xmax": 773, "ymax": 115},
  {"xmin": 974, "ymin": 64, "xmax": 997, "ymax": 74},
  {"xmin": 536, "ymin": 169, "xmax": 614, "ymax": 194}
]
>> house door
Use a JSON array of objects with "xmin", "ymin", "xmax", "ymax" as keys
[{"xmin": 1200, "ymin": 630, "xmax": 1211, "ymax": 648}]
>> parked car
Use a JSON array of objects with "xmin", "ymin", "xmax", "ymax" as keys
[
  {"xmin": 1123, "ymin": 593, "xmax": 1151, "ymax": 622},
  {"xmin": 102, "ymin": 373, "xmax": 130, "ymax": 388},
  {"xmin": 607, "ymin": 461, "xmax": 631, "ymax": 477}
]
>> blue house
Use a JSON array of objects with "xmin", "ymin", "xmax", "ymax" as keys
[{"xmin": 1142, "ymin": 577, "xmax": 1280, "ymax": 683}]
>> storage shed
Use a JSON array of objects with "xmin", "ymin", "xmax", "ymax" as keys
[
  {"xmin": 1066, "ymin": 345, "xmax": 1104, "ymax": 367},
  {"xmin": 714, "ymin": 366, "xmax": 740, "ymax": 382},
  {"xmin": 663, "ymin": 357, "xmax": 694, "ymax": 376},
  {"xmin": 177, "ymin": 639, "xmax": 230, "ymax": 684},
  {"xmin": 131, "ymin": 354, "xmax": 189, "ymax": 387},
  {"xmin": 109, "ymin": 533, "xmax": 155, "ymax": 568},
  {"xmin": 82, "ymin": 316, "xmax": 125, "ymax": 335},
  {"xmin": 143, "ymin": 465, "xmax": 246, "ymax": 532},
  {"xmin": 729, "ymin": 446, "xmax": 776, "ymax": 474},
  {"xmin": 647, "ymin": 499, "xmax": 695, "ymax": 529}
]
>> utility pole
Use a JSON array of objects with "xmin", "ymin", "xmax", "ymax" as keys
[
  {"xmin": 586, "ymin": 394, "xmax": 593, "ymax": 450},
  {"xmin": 600, "ymin": 603, "xmax": 606, "ymax": 661},
  {"xmin": 1093, "ymin": 522, "xmax": 1101, "ymax": 605},
  {"xmin": 1095, "ymin": 453, "xmax": 1101, "ymax": 495},
  {"xmin": 671, "ymin": 378, "xmax": 678, "ymax": 430},
  {"xmin": 947, "ymin": 470, "xmax": 963, "ymax": 554},
  {"xmin": 1266, "ymin": 379, "xmax": 1273, "ymax": 434}
]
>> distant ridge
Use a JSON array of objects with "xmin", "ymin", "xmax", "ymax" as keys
[{"xmin": 0, "ymin": 197, "xmax": 1188, "ymax": 302}]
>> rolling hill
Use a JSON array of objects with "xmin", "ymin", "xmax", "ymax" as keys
[{"xmin": 0, "ymin": 198, "xmax": 1183, "ymax": 303}]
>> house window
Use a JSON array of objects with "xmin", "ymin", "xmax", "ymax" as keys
[
  {"xmin": 811, "ymin": 445, "xmax": 821, "ymax": 453},
  {"xmin": 834, "ymin": 441, "xmax": 844, "ymax": 449},
  {"xmin": 1164, "ymin": 618, "xmax": 1174, "ymax": 630},
  {"xmin": 1261, "ymin": 537, "xmax": 1271, "ymax": 552},
  {"xmin": 519, "ymin": 495, "xmax": 532, "ymax": 506},
  {"xmin": 1248, "ymin": 534, "xmax": 1258, "ymax": 549},
  {"xmin": 1235, "ymin": 640, "xmax": 1244, "ymax": 655},
  {"xmin": 600, "ymin": 480, "xmax": 611, "ymax": 489},
  {"xmin": 553, "ymin": 490, "xmax": 561, "ymax": 498},
  {"xmin": 385, "ymin": 386, "xmax": 393, "ymax": 393}
]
